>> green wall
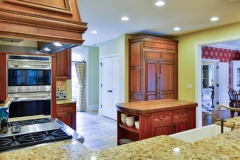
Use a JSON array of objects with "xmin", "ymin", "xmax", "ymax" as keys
[
  {"xmin": 88, "ymin": 46, "xmax": 99, "ymax": 105},
  {"xmin": 98, "ymin": 34, "xmax": 137, "ymax": 103},
  {"xmin": 99, "ymin": 38, "xmax": 119, "ymax": 56}
]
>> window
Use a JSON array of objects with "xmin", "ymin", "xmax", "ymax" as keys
[{"xmin": 71, "ymin": 52, "xmax": 83, "ymax": 110}]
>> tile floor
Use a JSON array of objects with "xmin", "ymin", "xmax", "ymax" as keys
[{"xmin": 76, "ymin": 110, "xmax": 117, "ymax": 150}]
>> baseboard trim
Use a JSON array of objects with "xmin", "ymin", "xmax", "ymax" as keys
[{"xmin": 88, "ymin": 104, "xmax": 99, "ymax": 111}]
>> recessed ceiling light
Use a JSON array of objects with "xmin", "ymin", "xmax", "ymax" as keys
[
  {"xmin": 155, "ymin": 1, "xmax": 165, "ymax": 6},
  {"xmin": 121, "ymin": 17, "xmax": 129, "ymax": 21},
  {"xmin": 174, "ymin": 27, "xmax": 180, "ymax": 31},
  {"xmin": 53, "ymin": 42, "xmax": 62, "ymax": 46},
  {"xmin": 210, "ymin": 17, "xmax": 219, "ymax": 21},
  {"xmin": 91, "ymin": 30, "xmax": 97, "ymax": 34},
  {"xmin": 44, "ymin": 48, "xmax": 51, "ymax": 51}
]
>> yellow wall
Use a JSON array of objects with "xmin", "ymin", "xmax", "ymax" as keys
[
  {"xmin": 175, "ymin": 22, "xmax": 240, "ymax": 102},
  {"xmin": 175, "ymin": 22, "xmax": 240, "ymax": 127}
]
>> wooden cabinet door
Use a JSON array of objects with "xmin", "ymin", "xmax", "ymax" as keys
[
  {"xmin": 56, "ymin": 49, "xmax": 71, "ymax": 80},
  {"xmin": 151, "ymin": 123, "xmax": 171, "ymax": 137},
  {"xmin": 144, "ymin": 60, "xmax": 159, "ymax": 100},
  {"xmin": 129, "ymin": 41, "xmax": 142, "ymax": 102},
  {"xmin": 58, "ymin": 111, "xmax": 76, "ymax": 130},
  {"xmin": 159, "ymin": 61, "xmax": 176, "ymax": 99},
  {"xmin": 56, "ymin": 103, "xmax": 76, "ymax": 130},
  {"xmin": 171, "ymin": 109, "xmax": 189, "ymax": 134}
]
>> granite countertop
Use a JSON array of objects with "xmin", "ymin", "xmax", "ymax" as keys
[
  {"xmin": 56, "ymin": 100, "xmax": 77, "ymax": 104},
  {"xmin": 215, "ymin": 116, "xmax": 240, "ymax": 129},
  {"xmin": 81, "ymin": 130, "xmax": 240, "ymax": 160},
  {"xmin": 3, "ymin": 115, "xmax": 240, "ymax": 159},
  {"xmin": 0, "ymin": 139, "xmax": 90, "ymax": 160},
  {"xmin": 0, "ymin": 115, "xmax": 91, "ymax": 160},
  {"xmin": 8, "ymin": 115, "xmax": 47, "ymax": 122}
]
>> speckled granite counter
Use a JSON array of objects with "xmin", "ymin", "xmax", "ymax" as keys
[
  {"xmin": 0, "ymin": 139, "xmax": 90, "ymax": 160},
  {"xmin": 80, "ymin": 136, "xmax": 188, "ymax": 160},
  {"xmin": 8, "ymin": 115, "xmax": 47, "ymax": 122},
  {"xmin": 215, "ymin": 116, "xmax": 240, "ymax": 129},
  {"xmin": 56, "ymin": 100, "xmax": 77, "ymax": 104},
  {"xmin": 0, "ymin": 115, "xmax": 91, "ymax": 160},
  {"xmin": 3, "ymin": 115, "xmax": 240, "ymax": 159},
  {"xmin": 81, "ymin": 129, "xmax": 240, "ymax": 160}
]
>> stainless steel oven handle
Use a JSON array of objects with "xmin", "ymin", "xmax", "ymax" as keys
[{"xmin": 11, "ymin": 97, "xmax": 51, "ymax": 102}]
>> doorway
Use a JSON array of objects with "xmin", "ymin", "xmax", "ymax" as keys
[{"xmin": 197, "ymin": 39, "xmax": 240, "ymax": 127}]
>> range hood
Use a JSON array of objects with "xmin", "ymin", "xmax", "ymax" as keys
[{"xmin": 0, "ymin": 0, "xmax": 87, "ymax": 54}]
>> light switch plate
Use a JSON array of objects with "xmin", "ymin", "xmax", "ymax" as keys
[{"xmin": 187, "ymin": 84, "xmax": 192, "ymax": 89}]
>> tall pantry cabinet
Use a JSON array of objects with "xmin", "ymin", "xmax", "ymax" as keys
[{"xmin": 129, "ymin": 36, "xmax": 178, "ymax": 102}]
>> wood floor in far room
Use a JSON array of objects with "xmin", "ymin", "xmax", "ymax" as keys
[{"xmin": 202, "ymin": 110, "xmax": 234, "ymax": 126}]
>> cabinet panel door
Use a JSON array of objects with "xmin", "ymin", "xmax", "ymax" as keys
[
  {"xmin": 58, "ymin": 111, "xmax": 76, "ymax": 130},
  {"xmin": 130, "ymin": 69, "xmax": 141, "ymax": 94},
  {"xmin": 151, "ymin": 123, "xmax": 171, "ymax": 136},
  {"xmin": 160, "ymin": 62, "xmax": 176, "ymax": 99},
  {"xmin": 144, "ymin": 60, "xmax": 159, "ymax": 100},
  {"xmin": 56, "ymin": 49, "xmax": 71, "ymax": 80},
  {"xmin": 144, "ymin": 51, "xmax": 161, "ymax": 60},
  {"xmin": 130, "ymin": 42, "xmax": 141, "ymax": 67},
  {"xmin": 172, "ymin": 121, "xmax": 188, "ymax": 134}
]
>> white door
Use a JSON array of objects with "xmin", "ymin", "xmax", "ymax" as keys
[
  {"xmin": 101, "ymin": 58, "xmax": 111, "ymax": 118},
  {"xmin": 101, "ymin": 55, "xmax": 119, "ymax": 120},
  {"xmin": 215, "ymin": 62, "xmax": 229, "ymax": 110}
]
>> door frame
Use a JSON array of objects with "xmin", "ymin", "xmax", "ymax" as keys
[
  {"xmin": 99, "ymin": 53, "xmax": 119, "ymax": 116},
  {"xmin": 196, "ymin": 37, "xmax": 240, "ymax": 127}
]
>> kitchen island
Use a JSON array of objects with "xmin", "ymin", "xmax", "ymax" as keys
[{"xmin": 116, "ymin": 99, "xmax": 198, "ymax": 143}]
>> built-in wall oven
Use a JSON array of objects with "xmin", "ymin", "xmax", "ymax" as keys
[{"xmin": 7, "ymin": 55, "xmax": 52, "ymax": 118}]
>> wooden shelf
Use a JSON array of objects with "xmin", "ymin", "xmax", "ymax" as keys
[
  {"xmin": 119, "ymin": 123, "xmax": 139, "ymax": 133},
  {"xmin": 119, "ymin": 138, "xmax": 134, "ymax": 145}
]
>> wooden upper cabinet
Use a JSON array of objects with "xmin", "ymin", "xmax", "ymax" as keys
[
  {"xmin": 56, "ymin": 49, "xmax": 72, "ymax": 80},
  {"xmin": 0, "ymin": 0, "xmax": 87, "ymax": 44}
]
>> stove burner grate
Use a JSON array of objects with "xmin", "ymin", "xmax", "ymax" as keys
[
  {"xmin": 0, "ymin": 129, "xmax": 72, "ymax": 152},
  {"xmin": 16, "ymin": 132, "xmax": 49, "ymax": 143},
  {"xmin": 35, "ymin": 118, "xmax": 51, "ymax": 124},
  {"xmin": 49, "ymin": 129, "xmax": 70, "ymax": 138},
  {"xmin": 0, "ymin": 138, "xmax": 14, "ymax": 147}
]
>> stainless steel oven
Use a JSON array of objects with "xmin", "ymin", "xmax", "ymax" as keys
[
  {"xmin": 7, "ymin": 55, "xmax": 51, "ymax": 93},
  {"xmin": 7, "ymin": 92, "xmax": 51, "ymax": 118},
  {"xmin": 7, "ymin": 55, "xmax": 52, "ymax": 118}
]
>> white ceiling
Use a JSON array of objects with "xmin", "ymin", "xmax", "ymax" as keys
[
  {"xmin": 206, "ymin": 40, "xmax": 240, "ymax": 51},
  {"xmin": 78, "ymin": 0, "xmax": 240, "ymax": 47}
]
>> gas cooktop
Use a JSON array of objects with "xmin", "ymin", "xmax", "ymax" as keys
[{"xmin": 0, "ymin": 118, "xmax": 84, "ymax": 152}]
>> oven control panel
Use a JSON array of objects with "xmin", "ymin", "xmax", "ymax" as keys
[{"xmin": 56, "ymin": 91, "xmax": 67, "ymax": 100}]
